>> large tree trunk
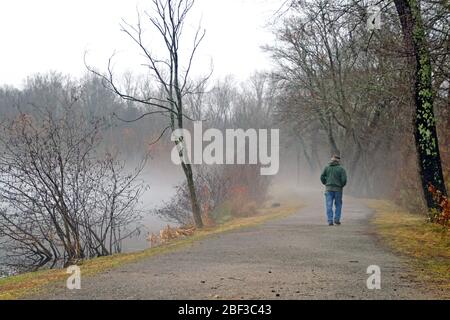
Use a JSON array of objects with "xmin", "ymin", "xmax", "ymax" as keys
[{"xmin": 394, "ymin": 0, "xmax": 448, "ymax": 209}]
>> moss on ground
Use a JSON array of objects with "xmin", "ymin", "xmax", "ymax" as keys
[{"xmin": 369, "ymin": 200, "xmax": 450, "ymax": 298}]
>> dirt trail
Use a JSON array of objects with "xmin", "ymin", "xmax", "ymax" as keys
[{"xmin": 30, "ymin": 189, "xmax": 435, "ymax": 300}]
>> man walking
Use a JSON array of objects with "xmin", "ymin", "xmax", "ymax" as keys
[{"xmin": 320, "ymin": 154, "xmax": 347, "ymax": 226}]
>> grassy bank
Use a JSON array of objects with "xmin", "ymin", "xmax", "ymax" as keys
[
  {"xmin": 369, "ymin": 200, "xmax": 450, "ymax": 298},
  {"xmin": 0, "ymin": 193, "xmax": 302, "ymax": 300}
]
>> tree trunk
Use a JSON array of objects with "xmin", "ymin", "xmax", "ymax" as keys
[
  {"xmin": 298, "ymin": 136, "xmax": 316, "ymax": 171},
  {"xmin": 327, "ymin": 125, "xmax": 340, "ymax": 156},
  {"xmin": 175, "ymin": 91, "xmax": 204, "ymax": 228},
  {"xmin": 182, "ymin": 162, "xmax": 204, "ymax": 228},
  {"xmin": 394, "ymin": 0, "xmax": 448, "ymax": 209}
]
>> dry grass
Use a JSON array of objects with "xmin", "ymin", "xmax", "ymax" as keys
[
  {"xmin": 368, "ymin": 200, "xmax": 450, "ymax": 298},
  {"xmin": 0, "ymin": 192, "xmax": 302, "ymax": 300}
]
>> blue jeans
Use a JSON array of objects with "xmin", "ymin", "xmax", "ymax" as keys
[{"xmin": 325, "ymin": 191, "xmax": 343, "ymax": 223}]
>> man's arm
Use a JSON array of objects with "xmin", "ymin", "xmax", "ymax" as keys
[
  {"xmin": 341, "ymin": 168, "xmax": 347, "ymax": 187},
  {"xmin": 320, "ymin": 167, "xmax": 328, "ymax": 185}
]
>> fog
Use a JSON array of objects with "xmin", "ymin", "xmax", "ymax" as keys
[{"xmin": 121, "ymin": 164, "xmax": 184, "ymax": 252}]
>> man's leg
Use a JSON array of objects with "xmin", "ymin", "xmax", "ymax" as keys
[
  {"xmin": 325, "ymin": 191, "xmax": 335, "ymax": 225},
  {"xmin": 334, "ymin": 191, "xmax": 343, "ymax": 224}
]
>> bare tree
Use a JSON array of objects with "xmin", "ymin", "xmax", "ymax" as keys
[
  {"xmin": 265, "ymin": 0, "xmax": 400, "ymax": 196},
  {"xmin": 87, "ymin": 0, "xmax": 209, "ymax": 228},
  {"xmin": 0, "ymin": 103, "xmax": 146, "ymax": 270},
  {"xmin": 155, "ymin": 74, "xmax": 274, "ymax": 226}
]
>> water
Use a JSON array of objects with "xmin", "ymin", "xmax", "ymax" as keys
[
  {"xmin": 121, "ymin": 165, "xmax": 184, "ymax": 252},
  {"xmin": 0, "ymin": 162, "xmax": 184, "ymax": 276}
]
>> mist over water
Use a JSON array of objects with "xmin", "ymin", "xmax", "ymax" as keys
[{"xmin": 120, "ymin": 161, "xmax": 185, "ymax": 252}]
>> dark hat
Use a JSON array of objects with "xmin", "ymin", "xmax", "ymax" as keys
[{"xmin": 332, "ymin": 154, "xmax": 341, "ymax": 160}]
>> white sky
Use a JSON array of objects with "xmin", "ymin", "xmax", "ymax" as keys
[{"xmin": 0, "ymin": 0, "xmax": 282, "ymax": 88}]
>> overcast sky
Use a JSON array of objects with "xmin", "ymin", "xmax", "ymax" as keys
[{"xmin": 0, "ymin": 0, "xmax": 282, "ymax": 88}]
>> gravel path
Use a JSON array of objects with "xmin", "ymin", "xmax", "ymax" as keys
[{"xmin": 31, "ymin": 190, "xmax": 436, "ymax": 300}]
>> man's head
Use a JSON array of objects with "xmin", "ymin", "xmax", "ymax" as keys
[{"xmin": 331, "ymin": 154, "xmax": 341, "ymax": 162}]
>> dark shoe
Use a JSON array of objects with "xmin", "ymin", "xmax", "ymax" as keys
[
  {"xmin": 328, "ymin": 222, "xmax": 334, "ymax": 226},
  {"xmin": 334, "ymin": 221, "xmax": 341, "ymax": 225}
]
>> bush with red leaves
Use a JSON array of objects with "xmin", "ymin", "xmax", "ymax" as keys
[{"xmin": 428, "ymin": 183, "xmax": 450, "ymax": 228}]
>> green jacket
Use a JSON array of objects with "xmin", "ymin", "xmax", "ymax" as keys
[{"xmin": 320, "ymin": 161, "xmax": 347, "ymax": 192}]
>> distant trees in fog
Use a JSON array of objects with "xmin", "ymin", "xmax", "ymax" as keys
[{"xmin": 0, "ymin": 73, "xmax": 171, "ymax": 158}]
